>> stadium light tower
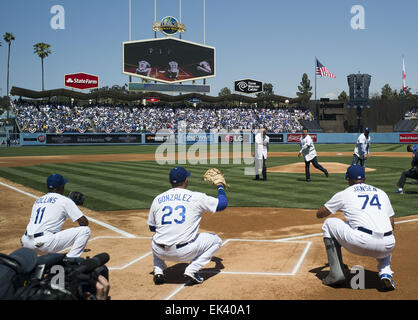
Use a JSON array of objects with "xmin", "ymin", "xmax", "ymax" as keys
[
  {"xmin": 179, "ymin": 0, "xmax": 182, "ymax": 39},
  {"xmin": 203, "ymin": 0, "xmax": 206, "ymax": 86},
  {"xmin": 129, "ymin": 0, "xmax": 132, "ymax": 83}
]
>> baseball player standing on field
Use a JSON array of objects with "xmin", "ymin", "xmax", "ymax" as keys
[
  {"xmin": 352, "ymin": 127, "xmax": 371, "ymax": 168},
  {"xmin": 21, "ymin": 174, "xmax": 91, "ymax": 258},
  {"xmin": 298, "ymin": 127, "xmax": 328, "ymax": 182},
  {"xmin": 316, "ymin": 164, "xmax": 396, "ymax": 291},
  {"xmin": 395, "ymin": 144, "xmax": 418, "ymax": 194},
  {"xmin": 254, "ymin": 128, "xmax": 269, "ymax": 181},
  {"xmin": 148, "ymin": 167, "xmax": 228, "ymax": 285}
]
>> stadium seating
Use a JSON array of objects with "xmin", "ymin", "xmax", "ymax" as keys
[{"xmin": 12, "ymin": 102, "xmax": 314, "ymax": 134}]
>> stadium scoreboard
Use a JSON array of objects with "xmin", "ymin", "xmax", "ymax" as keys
[{"xmin": 123, "ymin": 38, "xmax": 215, "ymax": 84}]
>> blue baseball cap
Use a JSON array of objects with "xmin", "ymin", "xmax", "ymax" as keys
[
  {"xmin": 47, "ymin": 173, "xmax": 68, "ymax": 189},
  {"xmin": 364, "ymin": 127, "xmax": 370, "ymax": 132},
  {"xmin": 345, "ymin": 165, "xmax": 365, "ymax": 180},
  {"xmin": 169, "ymin": 167, "xmax": 191, "ymax": 184}
]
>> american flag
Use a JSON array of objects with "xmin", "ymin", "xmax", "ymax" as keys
[{"xmin": 316, "ymin": 58, "xmax": 336, "ymax": 78}]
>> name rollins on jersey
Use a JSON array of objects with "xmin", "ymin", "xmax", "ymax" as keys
[
  {"xmin": 158, "ymin": 193, "xmax": 192, "ymax": 204},
  {"xmin": 35, "ymin": 196, "xmax": 58, "ymax": 204}
]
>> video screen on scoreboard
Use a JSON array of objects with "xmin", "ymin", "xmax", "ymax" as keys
[{"xmin": 123, "ymin": 38, "xmax": 215, "ymax": 83}]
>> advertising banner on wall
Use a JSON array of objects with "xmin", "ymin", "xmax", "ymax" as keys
[
  {"xmin": 287, "ymin": 133, "xmax": 317, "ymax": 143},
  {"xmin": 267, "ymin": 133, "xmax": 284, "ymax": 143},
  {"xmin": 20, "ymin": 133, "xmax": 47, "ymax": 145},
  {"xmin": 46, "ymin": 134, "xmax": 142, "ymax": 145},
  {"xmin": 145, "ymin": 132, "xmax": 176, "ymax": 144},
  {"xmin": 399, "ymin": 133, "xmax": 418, "ymax": 143},
  {"xmin": 64, "ymin": 73, "xmax": 99, "ymax": 90},
  {"xmin": 218, "ymin": 132, "xmax": 251, "ymax": 143},
  {"xmin": 234, "ymin": 79, "xmax": 263, "ymax": 94}
]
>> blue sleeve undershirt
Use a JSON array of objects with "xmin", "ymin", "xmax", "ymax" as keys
[{"xmin": 216, "ymin": 185, "xmax": 228, "ymax": 212}]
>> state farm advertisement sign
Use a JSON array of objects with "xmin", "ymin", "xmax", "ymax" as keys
[
  {"xmin": 287, "ymin": 133, "xmax": 317, "ymax": 143},
  {"xmin": 399, "ymin": 133, "xmax": 418, "ymax": 143},
  {"xmin": 65, "ymin": 73, "xmax": 99, "ymax": 90}
]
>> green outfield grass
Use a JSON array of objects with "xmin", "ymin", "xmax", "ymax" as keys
[
  {"xmin": 0, "ymin": 143, "xmax": 409, "ymax": 157},
  {"xmin": 0, "ymin": 144, "xmax": 416, "ymax": 218}
]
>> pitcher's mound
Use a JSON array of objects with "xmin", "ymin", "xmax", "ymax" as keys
[{"xmin": 267, "ymin": 162, "xmax": 376, "ymax": 174}]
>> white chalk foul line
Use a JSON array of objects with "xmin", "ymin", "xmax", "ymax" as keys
[
  {"xmin": 108, "ymin": 251, "xmax": 153, "ymax": 270},
  {"xmin": 0, "ymin": 181, "xmax": 136, "ymax": 239},
  {"xmin": 165, "ymin": 238, "xmax": 313, "ymax": 300}
]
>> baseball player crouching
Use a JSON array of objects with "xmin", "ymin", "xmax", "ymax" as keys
[
  {"xmin": 316, "ymin": 165, "xmax": 396, "ymax": 291},
  {"xmin": 21, "ymin": 174, "xmax": 91, "ymax": 258},
  {"xmin": 148, "ymin": 167, "xmax": 227, "ymax": 285}
]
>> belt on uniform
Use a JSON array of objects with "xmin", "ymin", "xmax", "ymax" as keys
[
  {"xmin": 357, "ymin": 227, "xmax": 392, "ymax": 237},
  {"xmin": 25, "ymin": 231, "xmax": 44, "ymax": 238},
  {"xmin": 155, "ymin": 241, "xmax": 190, "ymax": 250}
]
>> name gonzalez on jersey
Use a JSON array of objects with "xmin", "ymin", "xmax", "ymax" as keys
[{"xmin": 157, "ymin": 192, "xmax": 192, "ymax": 204}]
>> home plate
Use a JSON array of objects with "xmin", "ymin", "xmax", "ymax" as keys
[{"xmin": 267, "ymin": 162, "xmax": 376, "ymax": 174}]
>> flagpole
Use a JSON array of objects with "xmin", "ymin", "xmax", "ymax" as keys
[
  {"xmin": 315, "ymin": 57, "xmax": 318, "ymax": 120},
  {"xmin": 402, "ymin": 55, "xmax": 405, "ymax": 120}
]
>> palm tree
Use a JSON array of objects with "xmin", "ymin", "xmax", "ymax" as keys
[
  {"xmin": 0, "ymin": 40, "xmax": 2, "ymax": 97},
  {"xmin": 33, "ymin": 42, "xmax": 52, "ymax": 91},
  {"xmin": 3, "ymin": 32, "xmax": 15, "ymax": 96}
]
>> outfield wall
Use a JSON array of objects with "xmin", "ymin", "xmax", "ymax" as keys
[{"xmin": 19, "ymin": 132, "xmax": 418, "ymax": 146}]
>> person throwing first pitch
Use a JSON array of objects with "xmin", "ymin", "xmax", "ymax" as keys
[
  {"xmin": 148, "ymin": 167, "xmax": 228, "ymax": 285},
  {"xmin": 316, "ymin": 164, "xmax": 396, "ymax": 291},
  {"xmin": 298, "ymin": 128, "xmax": 328, "ymax": 182}
]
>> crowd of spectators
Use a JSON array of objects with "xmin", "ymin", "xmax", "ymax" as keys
[
  {"xmin": 405, "ymin": 108, "xmax": 418, "ymax": 120},
  {"xmin": 12, "ymin": 101, "xmax": 313, "ymax": 134}
]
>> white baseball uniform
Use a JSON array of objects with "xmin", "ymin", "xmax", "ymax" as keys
[
  {"xmin": 321, "ymin": 183, "xmax": 395, "ymax": 276},
  {"xmin": 254, "ymin": 132, "xmax": 269, "ymax": 175},
  {"xmin": 299, "ymin": 134, "xmax": 317, "ymax": 162},
  {"xmin": 167, "ymin": 61, "xmax": 179, "ymax": 78},
  {"xmin": 21, "ymin": 193, "xmax": 91, "ymax": 258},
  {"xmin": 136, "ymin": 60, "xmax": 151, "ymax": 76},
  {"xmin": 148, "ymin": 187, "xmax": 222, "ymax": 275},
  {"xmin": 354, "ymin": 133, "xmax": 371, "ymax": 159}
]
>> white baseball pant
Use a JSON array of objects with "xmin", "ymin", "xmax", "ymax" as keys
[
  {"xmin": 21, "ymin": 226, "xmax": 91, "ymax": 258},
  {"xmin": 152, "ymin": 233, "xmax": 222, "ymax": 275},
  {"xmin": 322, "ymin": 217, "xmax": 395, "ymax": 276}
]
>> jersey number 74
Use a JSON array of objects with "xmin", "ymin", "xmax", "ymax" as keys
[{"xmin": 357, "ymin": 194, "xmax": 382, "ymax": 210}]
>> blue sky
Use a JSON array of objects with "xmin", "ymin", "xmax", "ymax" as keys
[{"xmin": 0, "ymin": 0, "xmax": 417, "ymax": 99}]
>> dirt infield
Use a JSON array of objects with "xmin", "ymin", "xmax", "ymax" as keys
[
  {"xmin": 0, "ymin": 151, "xmax": 411, "ymax": 167},
  {"xmin": 1, "ymin": 152, "xmax": 418, "ymax": 300},
  {"xmin": 268, "ymin": 162, "xmax": 376, "ymax": 174}
]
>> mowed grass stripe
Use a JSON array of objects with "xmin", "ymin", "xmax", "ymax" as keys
[
  {"xmin": 1, "ymin": 154, "xmax": 416, "ymax": 215},
  {"xmin": 38, "ymin": 163, "xmax": 167, "ymax": 198},
  {"xmin": 0, "ymin": 143, "xmax": 409, "ymax": 158},
  {"xmin": 29, "ymin": 164, "xmax": 159, "ymax": 210}
]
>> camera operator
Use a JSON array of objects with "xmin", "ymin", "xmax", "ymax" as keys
[{"xmin": 0, "ymin": 248, "xmax": 110, "ymax": 300}]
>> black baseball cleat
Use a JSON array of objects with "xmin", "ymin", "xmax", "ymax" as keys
[
  {"xmin": 380, "ymin": 274, "xmax": 395, "ymax": 291},
  {"xmin": 325, "ymin": 170, "xmax": 329, "ymax": 178},
  {"xmin": 153, "ymin": 273, "xmax": 165, "ymax": 285},
  {"xmin": 306, "ymin": 178, "xmax": 311, "ymax": 182}
]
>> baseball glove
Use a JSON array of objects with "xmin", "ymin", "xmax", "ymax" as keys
[
  {"xmin": 203, "ymin": 168, "xmax": 229, "ymax": 189},
  {"xmin": 68, "ymin": 191, "xmax": 85, "ymax": 206}
]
